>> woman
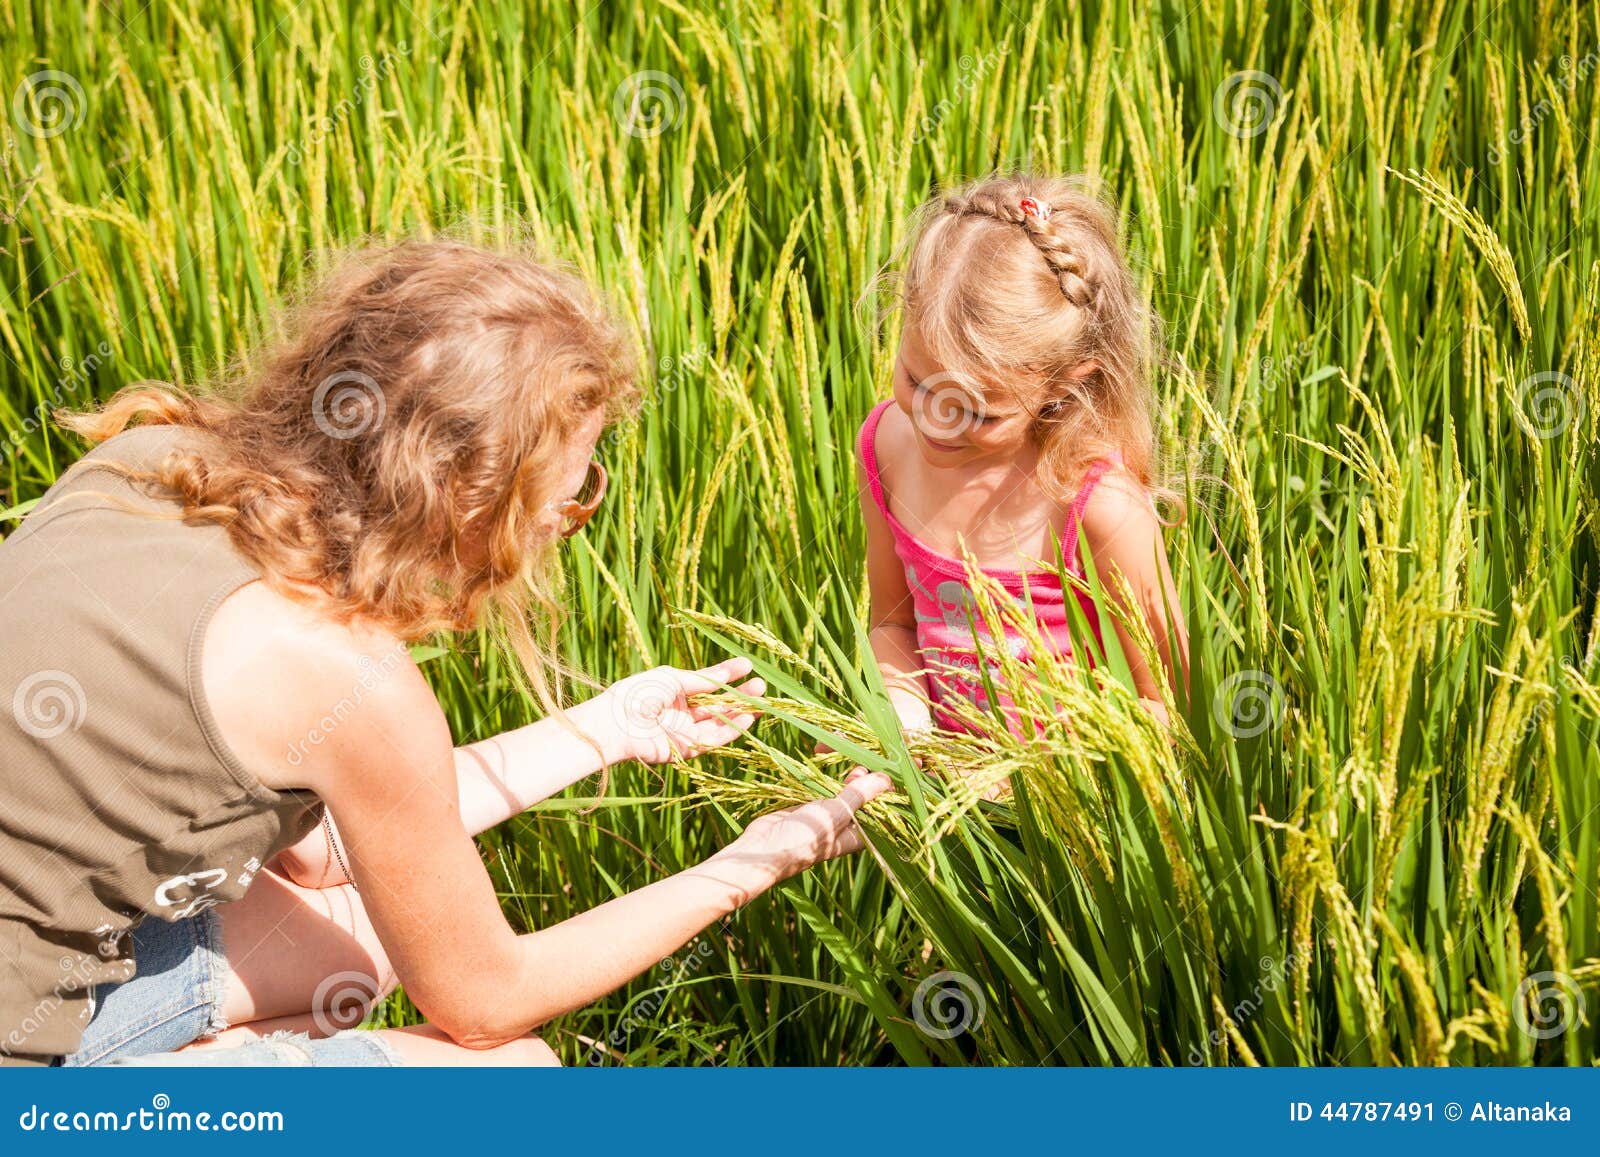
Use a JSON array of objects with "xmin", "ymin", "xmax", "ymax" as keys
[{"xmin": 0, "ymin": 239, "xmax": 891, "ymax": 1066}]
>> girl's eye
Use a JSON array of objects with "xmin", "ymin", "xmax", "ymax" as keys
[{"xmin": 910, "ymin": 377, "xmax": 998, "ymax": 424}]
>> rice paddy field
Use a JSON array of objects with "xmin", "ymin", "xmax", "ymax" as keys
[{"xmin": 3, "ymin": 0, "xmax": 1599, "ymax": 1066}]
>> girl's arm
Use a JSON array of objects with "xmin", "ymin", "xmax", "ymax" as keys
[
  {"xmin": 860, "ymin": 451, "xmax": 933, "ymax": 732},
  {"xmin": 1079, "ymin": 477, "xmax": 1190, "ymax": 718}
]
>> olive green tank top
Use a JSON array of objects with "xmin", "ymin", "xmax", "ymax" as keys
[{"xmin": 0, "ymin": 424, "xmax": 324, "ymax": 1065}]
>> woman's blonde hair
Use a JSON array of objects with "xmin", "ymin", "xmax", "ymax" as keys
[
  {"xmin": 60, "ymin": 237, "xmax": 638, "ymax": 711},
  {"xmin": 893, "ymin": 173, "xmax": 1167, "ymax": 507}
]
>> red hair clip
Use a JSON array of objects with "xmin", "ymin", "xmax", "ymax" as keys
[{"xmin": 1019, "ymin": 197, "xmax": 1051, "ymax": 222}]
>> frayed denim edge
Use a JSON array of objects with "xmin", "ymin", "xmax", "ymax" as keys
[{"xmin": 195, "ymin": 905, "xmax": 232, "ymax": 1039}]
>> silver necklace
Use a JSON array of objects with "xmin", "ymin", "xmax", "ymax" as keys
[{"xmin": 322, "ymin": 809, "xmax": 356, "ymax": 891}]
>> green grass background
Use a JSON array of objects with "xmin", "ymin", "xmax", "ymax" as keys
[{"xmin": 2, "ymin": 0, "xmax": 1598, "ymax": 1064}]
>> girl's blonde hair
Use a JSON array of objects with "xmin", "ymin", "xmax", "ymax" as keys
[
  {"xmin": 60, "ymin": 237, "xmax": 638, "ymax": 711},
  {"xmin": 895, "ymin": 173, "xmax": 1166, "ymax": 506}
]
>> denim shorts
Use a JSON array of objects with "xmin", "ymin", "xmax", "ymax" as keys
[{"xmin": 56, "ymin": 908, "xmax": 402, "ymax": 1067}]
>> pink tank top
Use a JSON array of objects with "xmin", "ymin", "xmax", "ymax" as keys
[{"xmin": 858, "ymin": 400, "xmax": 1116, "ymax": 732}]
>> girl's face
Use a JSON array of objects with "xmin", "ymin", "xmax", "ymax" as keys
[{"xmin": 893, "ymin": 327, "xmax": 1034, "ymax": 469}]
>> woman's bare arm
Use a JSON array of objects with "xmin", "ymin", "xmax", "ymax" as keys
[
  {"xmin": 274, "ymin": 657, "xmax": 761, "ymax": 889},
  {"xmin": 318, "ymin": 666, "xmax": 889, "ymax": 1046},
  {"xmin": 223, "ymin": 618, "xmax": 886, "ymax": 1049},
  {"xmin": 451, "ymin": 698, "xmax": 619, "ymax": 833},
  {"xmin": 271, "ymin": 707, "xmax": 615, "ymax": 889}
]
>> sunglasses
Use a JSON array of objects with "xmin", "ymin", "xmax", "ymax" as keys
[{"xmin": 556, "ymin": 460, "xmax": 608, "ymax": 538}]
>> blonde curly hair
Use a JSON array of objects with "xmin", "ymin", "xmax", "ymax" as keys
[{"xmin": 60, "ymin": 237, "xmax": 638, "ymax": 710}]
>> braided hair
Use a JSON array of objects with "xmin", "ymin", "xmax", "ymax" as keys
[
  {"xmin": 889, "ymin": 173, "xmax": 1164, "ymax": 505},
  {"xmin": 940, "ymin": 189, "xmax": 1098, "ymax": 308}
]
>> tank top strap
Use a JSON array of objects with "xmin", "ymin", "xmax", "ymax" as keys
[
  {"xmin": 1063, "ymin": 452, "xmax": 1124, "ymax": 560},
  {"xmin": 1068, "ymin": 455, "xmax": 1118, "ymax": 521},
  {"xmin": 856, "ymin": 399, "xmax": 896, "ymax": 519}
]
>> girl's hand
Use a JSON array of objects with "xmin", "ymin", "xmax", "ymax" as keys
[
  {"xmin": 719, "ymin": 768, "xmax": 894, "ymax": 888},
  {"xmin": 1138, "ymin": 696, "xmax": 1172, "ymax": 728},
  {"xmin": 582, "ymin": 658, "xmax": 764, "ymax": 766},
  {"xmin": 814, "ymin": 692, "xmax": 934, "ymax": 755}
]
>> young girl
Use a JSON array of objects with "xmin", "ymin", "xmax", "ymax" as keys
[{"xmin": 860, "ymin": 174, "xmax": 1187, "ymax": 736}]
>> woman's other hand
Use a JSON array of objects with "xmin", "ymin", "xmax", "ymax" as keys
[
  {"xmin": 716, "ymin": 768, "xmax": 894, "ymax": 890},
  {"xmin": 577, "ymin": 657, "xmax": 764, "ymax": 766}
]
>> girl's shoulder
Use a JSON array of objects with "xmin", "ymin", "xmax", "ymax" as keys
[
  {"xmin": 1076, "ymin": 463, "xmax": 1164, "ymax": 549},
  {"xmin": 857, "ymin": 398, "xmax": 914, "ymax": 455},
  {"xmin": 856, "ymin": 400, "xmax": 917, "ymax": 490}
]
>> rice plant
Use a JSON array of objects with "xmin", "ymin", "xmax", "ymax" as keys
[{"xmin": 2, "ymin": 0, "xmax": 1597, "ymax": 1064}]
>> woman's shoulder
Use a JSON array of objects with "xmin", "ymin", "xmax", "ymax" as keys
[
  {"xmin": 37, "ymin": 423, "xmax": 213, "ymax": 509},
  {"xmin": 79, "ymin": 421, "xmax": 211, "ymax": 469},
  {"xmin": 13, "ymin": 425, "xmax": 217, "ymax": 540},
  {"xmin": 203, "ymin": 580, "xmax": 442, "ymax": 793}
]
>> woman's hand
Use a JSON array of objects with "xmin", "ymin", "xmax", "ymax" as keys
[
  {"xmin": 577, "ymin": 657, "xmax": 764, "ymax": 766},
  {"xmin": 715, "ymin": 768, "xmax": 895, "ymax": 891}
]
